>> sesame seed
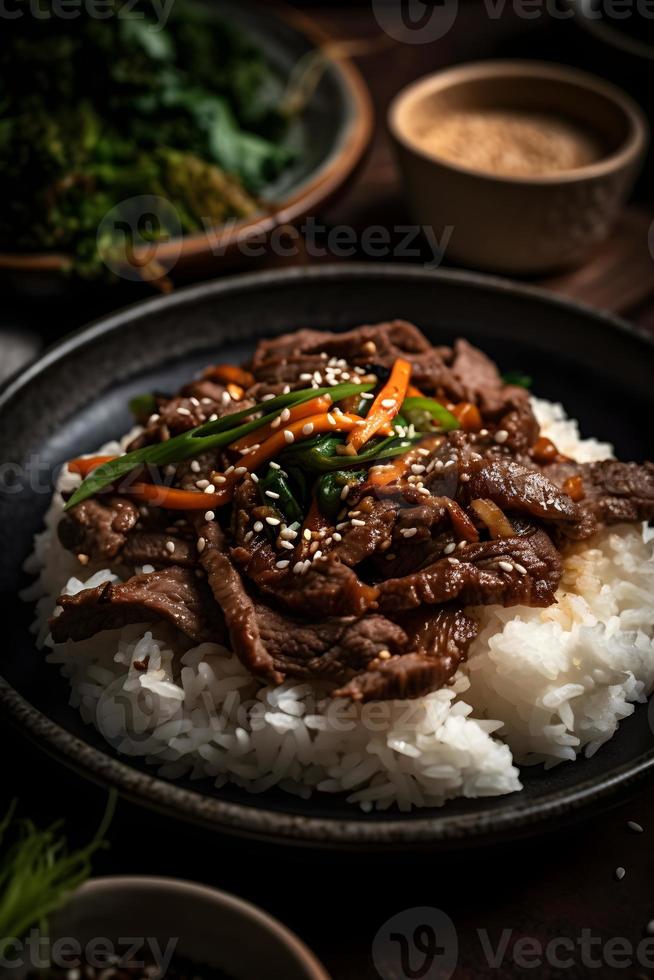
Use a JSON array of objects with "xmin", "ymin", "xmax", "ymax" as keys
[
  {"xmin": 299, "ymin": 373, "xmax": 312, "ymax": 381},
  {"xmin": 165, "ymin": 541, "xmax": 175, "ymax": 554},
  {"xmin": 276, "ymin": 560, "xmax": 290, "ymax": 569},
  {"xmin": 261, "ymin": 393, "xmax": 275, "ymax": 401},
  {"xmin": 196, "ymin": 479, "xmax": 210, "ymax": 489},
  {"xmin": 499, "ymin": 560, "xmax": 514, "ymax": 573},
  {"xmin": 253, "ymin": 521, "xmax": 264, "ymax": 532},
  {"xmin": 190, "ymin": 461, "xmax": 201, "ymax": 473},
  {"xmin": 313, "ymin": 550, "xmax": 323, "ymax": 560},
  {"xmin": 266, "ymin": 517, "xmax": 281, "ymax": 526},
  {"xmin": 250, "ymin": 473, "xmax": 259, "ymax": 483},
  {"xmin": 204, "ymin": 511, "xmax": 215, "ymax": 521},
  {"xmin": 280, "ymin": 540, "xmax": 294, "ymax": 550},
  {"xmin": 208, "ymin": 413, "xmax": 218, "ymax": 422},
  {"xmin": 234, "ymin": 466, "xmax": 247, "ymax": 475},
  {"xmin": 494, "ymin": 429, "xmax": 509, "ymax": 444},
  {"xmin": 214, "ymin": 475, "xmax": 227, "ymax": 485},
  {"xmin": 177, "ymin": 406, "xmax": 192, "ymax": 416},
  {"xmin": 401, "ymin": 527, "xmax": 417, "ymax": 538},
  {"xmin": 627, "ymin": 821, "xmax": 644, "ymax": 833},
  {"xmin": 303, "ymin": 528, "xmax": 312, "ymax": 541},
  {"xmin": 282, "ymin": 385, "xmax": 291, "ymax": 394},
  {"xmin": 269, "ymin": 461, "xmax": 281, "ymax": 470},
  {"xmin": 460, "ymin": 473, "xmax": 471, "ymax": 483},
  {"xmin": 293, "ymin": 561, "xmax": 305, "ymax": 574},
  {"xmin": 203, "ymin": 485, "xmax": 216, "ymax": 494},
  {"xmin": 197, "ymin": 537, "xmax": 206, "ymax": 554},
  {"xmin": 361, "ymin": 392, "xmax": 374, "ymax": 399},
  {"xmin": 381, "ymin": 398, "xmax": 396, "ymax": 409},
  {"xmin": 447, "ymin": 556, "xmax": 460, "ymax": 565},
  {"xmin": 340, "ymin": 485, "xmax": 350, "ymax": 500},
  {"xmin": 271, "ymin": 417, "xmax": 281, "ymax": 429},
  {"xmin": 280, "ymin": 408, "xmax": 291, "ymax": 423},
  {"xmin": 309, "ymin": 541, "xmax": 320, "ymax": 554},
  {"xmin": 479, "ymin": 428, "xmax": 489, "ymax": 437},
  {"xmin": 411, "ymin": 464, "xmax": 426, "ymax": 475},
  {"xmin": 284, "ymin": 430, "xmax": 295, "ymax": 444},
  {"xmin": 351, "ymin": 518, "xmax": 366, "ymax": 527},
  {"xmin": 302, "ymin": 423, "xmax": 314, "ymax": 436},
  {"xmin": 615, "ymin": 867, "xmax": 626, "ymax": 881},
  {"xmin": 444, "ymin": 542, "xmax": 456, "ymax": 555},
  {"xmin": 265, "ymin": 490, "xmax": 280, "ymax": 499},
  {"xmin": 515, "ymin": 563, "xmax": 528, "ymax": 575},
  {"xmin": 77, "ymin": 554, "xmax": 89, "ymax": 566},
  {"xmin": 327, "ymin": 413, "xmax": 336, "ymax": 425},
  {"xmin": 417, "ymin": 487, "xmax": 430, "ymax": 496},
  {"xmin": 378, "ymin": 649, "xmax": 391, "ymax": 660},
  {"xmin": 332, "ymin": 532, "xmax": 342, "ymax": 542},
  {"xmin": 190, "ymin": 396, "xmax": 200, "ymax": 407}
]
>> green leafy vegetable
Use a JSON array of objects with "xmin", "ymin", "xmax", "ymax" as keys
[
  {"xmin": 282, "ymin": 432, "xmax": 421, "ymax": 473},
  {"xmin": 401, "ymin": 397, "xmax": 460, "ymax": 433},
  {"xmin": 0, "ymin": 793, "xmax": 115, "ymax": 960},
  {"xmin": 128, "ymin": 393, "xmax": 157, "ymax": 421},
  {"xmin": 65, "ymin": 382, "xmax": 373, "ymax": 510},
  {"xmin": 0, "ymin": 2, "xmax": 296, "ymax": 279},
  {"xmin": 316, "ymin": 470, "xmax": 366, "ymax": 520},
  {"xmin": 258, "ymin": 466, "xmax": 304, "ymax": 526},
  {"xmin": 502, "ymin": 371, "xmax": 532, "ymax": 389}
]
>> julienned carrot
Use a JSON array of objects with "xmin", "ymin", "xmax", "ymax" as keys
[
  {"xmin": 221, "ymin": 411, "xmax": 363, "ymax": 482},
  {"xmin": 68, "ymin": 455, "xmax": 118, "ymax": 477},
  {"xmin": 230, "ymin": 394, "xmax": 333, "ymax": 451},
  {"xmin": 368, "ymin": 456, "xmax": 410, "ymax": 488},
  {"xmin": 203, "ymin": 364, "xmax": 255, "ymax": 388},
  {"xmin": 347, "ymin": 358, "xmax": 411, "ymax": 453},
  {"xmin": 121, "ymin": 482, "xmax": 230, "ymax": 510}
]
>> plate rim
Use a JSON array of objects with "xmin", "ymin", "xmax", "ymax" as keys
[{"xmin": 2, "ymin": 262, "xmax": 654, "ymax": 848}]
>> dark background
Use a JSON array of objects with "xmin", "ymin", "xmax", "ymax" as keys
[{"xmin": 2, "ymin": 2, "xmax": 654, "ymax": 979}]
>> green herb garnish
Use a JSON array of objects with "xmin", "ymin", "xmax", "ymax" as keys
[
  {"xmin": 502, "ymin": 371, "xmax": 532, "ymax": 389},
  {"xmin": 0, "ymin": 793, "xmax": 115, "ymax": 960}
]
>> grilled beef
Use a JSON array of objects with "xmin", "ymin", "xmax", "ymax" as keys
[
  {"xmin": 51, "ymin": 567, "xmax": 225, "ymax": 645},
  {"xmin": 51, "ymin": 322, "xmax": 653, "ymax": 702}
]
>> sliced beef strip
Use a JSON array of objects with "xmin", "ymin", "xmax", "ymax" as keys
[
  {"xmin": 461, "ymin": 457, "xmax": 583, "ymax": 529},
  {"xmin": 50, "ymin": 567, "xmax": 225, "ymax": 645},
  {"xmin": 546, "ymin": 459, "xmax": 654, "ymax": 530},
  {"xmin": 230, "ymin": 478, "xmax": 379, "ymax": 618},
  {"xmin": 378, "ymin": 528, "xmax": 562, "ymax": 613},
  {"xmin": 255, "ymin": 604, "xmax": 408, "ymax": 681},
  {"xmin": 251, "ymin": 321, "xmax": 463, "ymax": 394},
  {"xmin": 193, "ymin": 515, "xmax": 281, "ymax": 685},
  {"xmin": 121, "ymin": 532, "xmax": 196, "ymax": 569},
  {"xmin": 58, "ymin": 497, "xmax": 139, "ymax": 562},
  {"xmin": 450, "ymin": 338, "xmax": 507, "ymax": 414},
  {"xmin": 333, "ymin": 607, "xmax": 479, "ymax": 702},
  {"xmin": 58, "ymin": 497, "xmax": 196, "ymax": 569}
]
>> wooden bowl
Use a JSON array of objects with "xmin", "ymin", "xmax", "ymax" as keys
[
  {"xmin": 0, "ymin": 3, "xmax": 372, "ymax": 291},
  {"xmin": 389, "ymin": 60, "xmax": 648, "ymax": 276}
]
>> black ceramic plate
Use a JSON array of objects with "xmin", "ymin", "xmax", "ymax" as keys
[{"xmin": 1, "ymin": 265, "xmax": 653, "ymax": 849}]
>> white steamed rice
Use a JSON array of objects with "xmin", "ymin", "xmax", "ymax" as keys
[{"xmin": 21, "ymin": 401, "xmax": 654, "ymax": 811}]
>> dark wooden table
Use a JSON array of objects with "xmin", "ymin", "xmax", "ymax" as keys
[{"xmin": 2, "ymin": 4, "xmax": 654, "ymax": 979}]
